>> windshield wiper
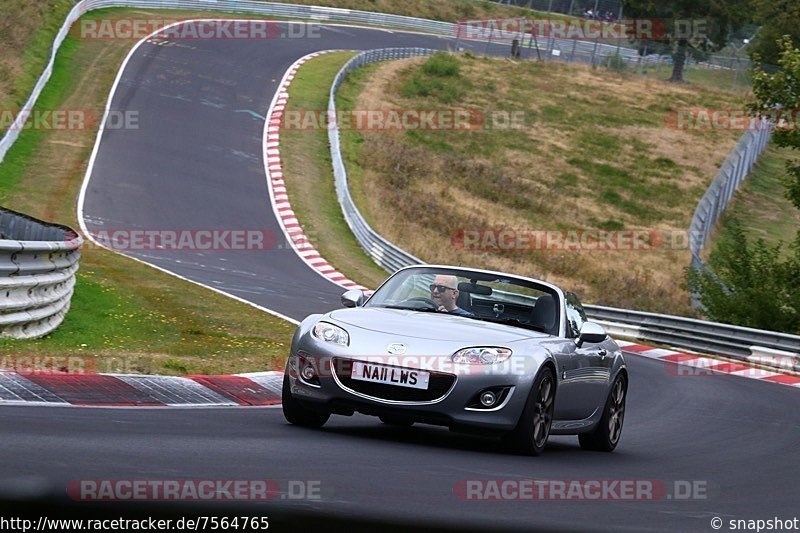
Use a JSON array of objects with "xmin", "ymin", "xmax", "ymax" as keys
[{"xmin": 379, "ymin": 305, "xmax": 439, "ymax": 313}]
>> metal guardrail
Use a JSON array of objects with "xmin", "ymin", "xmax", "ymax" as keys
[
  {"xmin": 0, "ymin": 208, "xmax": 83, "ymax": 339},
  {"xmin": 327, "ymin": 48, "xmax": 800, "ymax": 367},
  {"xmin": 587, "ymin": 306, "xmax": 800, "ymax": 359},
  {"xmin": 328, "ymin": 48, "xmax": 433, "ymax": 272},
  {"xmin": 688, "ymin": 124, "xmax": 772, "ymax": 272}
]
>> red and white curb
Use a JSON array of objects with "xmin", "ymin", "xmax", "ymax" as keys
[
  {"xmin": 0, "ymin": 370, "xmax": 283, "ymax": 407},
  {"xmin": 2, "ymin": 341, "xmax": 798, "ymax": 407},
  {"xmin": 263, "ymin": 51, "xmax": 368, "ymax": 292},
  {"xmin": 617, "ymin": 340, "xmax": 800, "ymax": 388}
]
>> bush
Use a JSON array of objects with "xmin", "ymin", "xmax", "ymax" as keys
[
  {"xmin": 421, "ymin": 52, "xmax": 461, "ymax": 77},
  {"xmin": 686, "ymin": 218, "xmax": 800, "ymax": 333}
]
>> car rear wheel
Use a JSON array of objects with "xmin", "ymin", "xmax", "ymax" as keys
[
  {"xmin": 282, "ymin": 374, "xmax": 330, "ymax": 428},
  {"xmin": 578, "ymin": 373, "xmax": 627, "ymax": 452},
  {"xmin": 379, "ymin": 414, "xmax": 414, "ymax": 427},
  {"xmin": 504, "ymin": 366, "xmax": 555, "ymax": 456}
]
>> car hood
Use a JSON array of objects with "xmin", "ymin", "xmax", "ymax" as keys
[{"xmin": 328, "ymin": 307, "xmax": 542, "ymax": 344}]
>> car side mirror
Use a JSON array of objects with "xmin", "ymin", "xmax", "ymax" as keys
[
  {"xmin": 576, "ymin": 322, "xmax": 607, "ymax": 347},
  {"xmin": 341, "ymin": 289, "xmax": 366, "ymax": 308}
]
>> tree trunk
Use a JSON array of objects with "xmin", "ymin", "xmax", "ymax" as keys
[{"xmin": 670, "ymin": 38, "xmax": 688, "ymax": 82}]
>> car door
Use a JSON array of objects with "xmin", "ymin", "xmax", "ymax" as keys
[
  {"xmin": 565, "ymin": 292, "xmax": 612, "ymax": 416},
  {"xmin": 551, "ymin": 339, "xmax": 588, "ymax": 421},
  {"xmin": 550, "ymin": 293, "xmax": 598, "ymax": 421}
]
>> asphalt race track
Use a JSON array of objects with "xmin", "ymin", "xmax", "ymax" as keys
[
  {"xmin": 80, "ymin": 23, "xmax": 490, "ymax": 320},
  {"xmin": 2, "ymin": 21, "xmax": 799, "ymax": 531},
  {"xmin": 2, "ymin": 355, "xmax": 800, "ymax": 531}
]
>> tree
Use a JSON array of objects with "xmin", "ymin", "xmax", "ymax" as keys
[
  {"xmin": 623, "ymin": 0, "xmax": 750, "ymax": 82},
  {"xmin": 748, "ymin": 0, "xmax": 800, "ymax": 67},
  {"xmin": 751, "ymin": 37, "xmax": 800, "ymax": 210}
]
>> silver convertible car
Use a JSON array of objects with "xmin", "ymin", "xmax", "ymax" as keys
[{"xmin": 282, "ymin": 265, "xmax": 627, "ymax": 455}]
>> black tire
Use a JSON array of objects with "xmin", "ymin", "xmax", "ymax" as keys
[
  {"xmin": 579, "ymin": 373, "xmax": 627, "ymax": 452},
  {"xmin": 379, "ymin": 414, "xmax": 414, "ymax": 427},
  {"xmin": 504, "ymin": 366, "xmax": 555, "ymax": 456},
  {"xmin": 282, "ymin": 374, "xmax": 330, "ymax": 428}
]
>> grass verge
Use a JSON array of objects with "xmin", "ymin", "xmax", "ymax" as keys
[
  {"xmin": 329, "ymin": 53, "xmax": 747, "ymax": 314},
  {"xmin": 279, "ymin": 52, "xmax": 389, "ymax": 289},
  {"xmin": 0, "ymin": 0, "xmax": 75, "ymax": 112},
  {"xmin": 712, "ymin": 144, "xmax": 800, "ymax": 256},
  {"xmin": 638, "ymin": 63, "xmax": 752, "ymax": 94}
]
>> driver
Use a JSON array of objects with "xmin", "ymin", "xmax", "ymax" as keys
[{"xmin": 429, "ymin": 275, "xmax": 472, "ymax": 316}]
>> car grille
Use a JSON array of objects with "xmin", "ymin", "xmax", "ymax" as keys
[{"xmin": 331, "ymin": 357, "xmax": 456, "ymax": 402}]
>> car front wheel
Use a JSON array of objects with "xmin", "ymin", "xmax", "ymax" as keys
[
  {"xmin": 579, "ymin": 372, "xmax": 627, "ymax": 452},
  {"xmin": 282, "ymin": 374, "xmax": 330, "ymax": 428},
  {"xmin": 504, "ymin": 366, "xmax": 555, "ymax": 456}
]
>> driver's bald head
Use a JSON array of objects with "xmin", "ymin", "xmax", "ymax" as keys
[
  {"xmin": 431, "ymin": 274, "xmax": 460, "ymax": 311},
  {"xmin": 434, "ymin": 275, "xmax": 458, "ymax": 289}
]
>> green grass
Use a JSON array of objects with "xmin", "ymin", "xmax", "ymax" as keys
[
  {"xmin": 715, "ymin": 144, "xmax": 800, "ymax": 256},
  {"xmin": 335, "ymin": 63, "xmax": 385, "ymax": 250},
  {"xmin": 0, "ymin": 0, "xmax": 75, "ymax": 112},
  {"xmin": 279, "ymin": 53, "xmax": 389, "ymax": 289},
  {"xmin": 639, "ymin": 64, "xmax": 752, "ymax": 93},
  {"xmin": 0, "ymin": 37, "xmax": 79, "ymax": 201}
]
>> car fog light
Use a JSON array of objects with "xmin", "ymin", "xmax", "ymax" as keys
[
  {"xmin": 301, "ymin": 365, "xmax": 316, "ymax": 381},
  {"xmin": 480, "ymin": 391, "xmax": 497, "ymax": 407}
]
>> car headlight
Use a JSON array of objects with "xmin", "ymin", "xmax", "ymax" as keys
[
  {"xmin": 312, "ymin": 321, "xmax": 350, "ymax": 346},
  {"xmin": 451, "ymin": 347, "xmax": 512, "ymax": 364}
]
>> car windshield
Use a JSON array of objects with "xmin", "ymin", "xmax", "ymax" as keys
[{"xmin": 365, "ymin": 267, "xmax": 561, "ymax": 335}]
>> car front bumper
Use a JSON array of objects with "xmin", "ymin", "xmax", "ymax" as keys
[{"xmin": 285, "ymin": 349, "xmax": 539, "ymax": 433}]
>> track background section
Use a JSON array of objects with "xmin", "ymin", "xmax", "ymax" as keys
[{"xmin": 82, "ymin": 24, "xmax": 467, "ymax": 320}]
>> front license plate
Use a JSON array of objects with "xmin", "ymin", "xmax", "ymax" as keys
[{"xmin": 351, "ymin": 361, "xmax": 430, "ymax": 390}]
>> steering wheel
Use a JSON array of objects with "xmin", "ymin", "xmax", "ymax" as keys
[{"xmin": 401, "ymin": 297, "xmax": 439, "ymax": 310}]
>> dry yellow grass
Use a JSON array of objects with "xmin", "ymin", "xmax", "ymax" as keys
[{"xmin": 344, "ymin": 54, "xmax": 746, "ymax": 314}]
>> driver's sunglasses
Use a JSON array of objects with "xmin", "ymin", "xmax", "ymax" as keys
[{"xmin": 430, "ymin": 284, "xmax": 456, "ymax": 293}]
